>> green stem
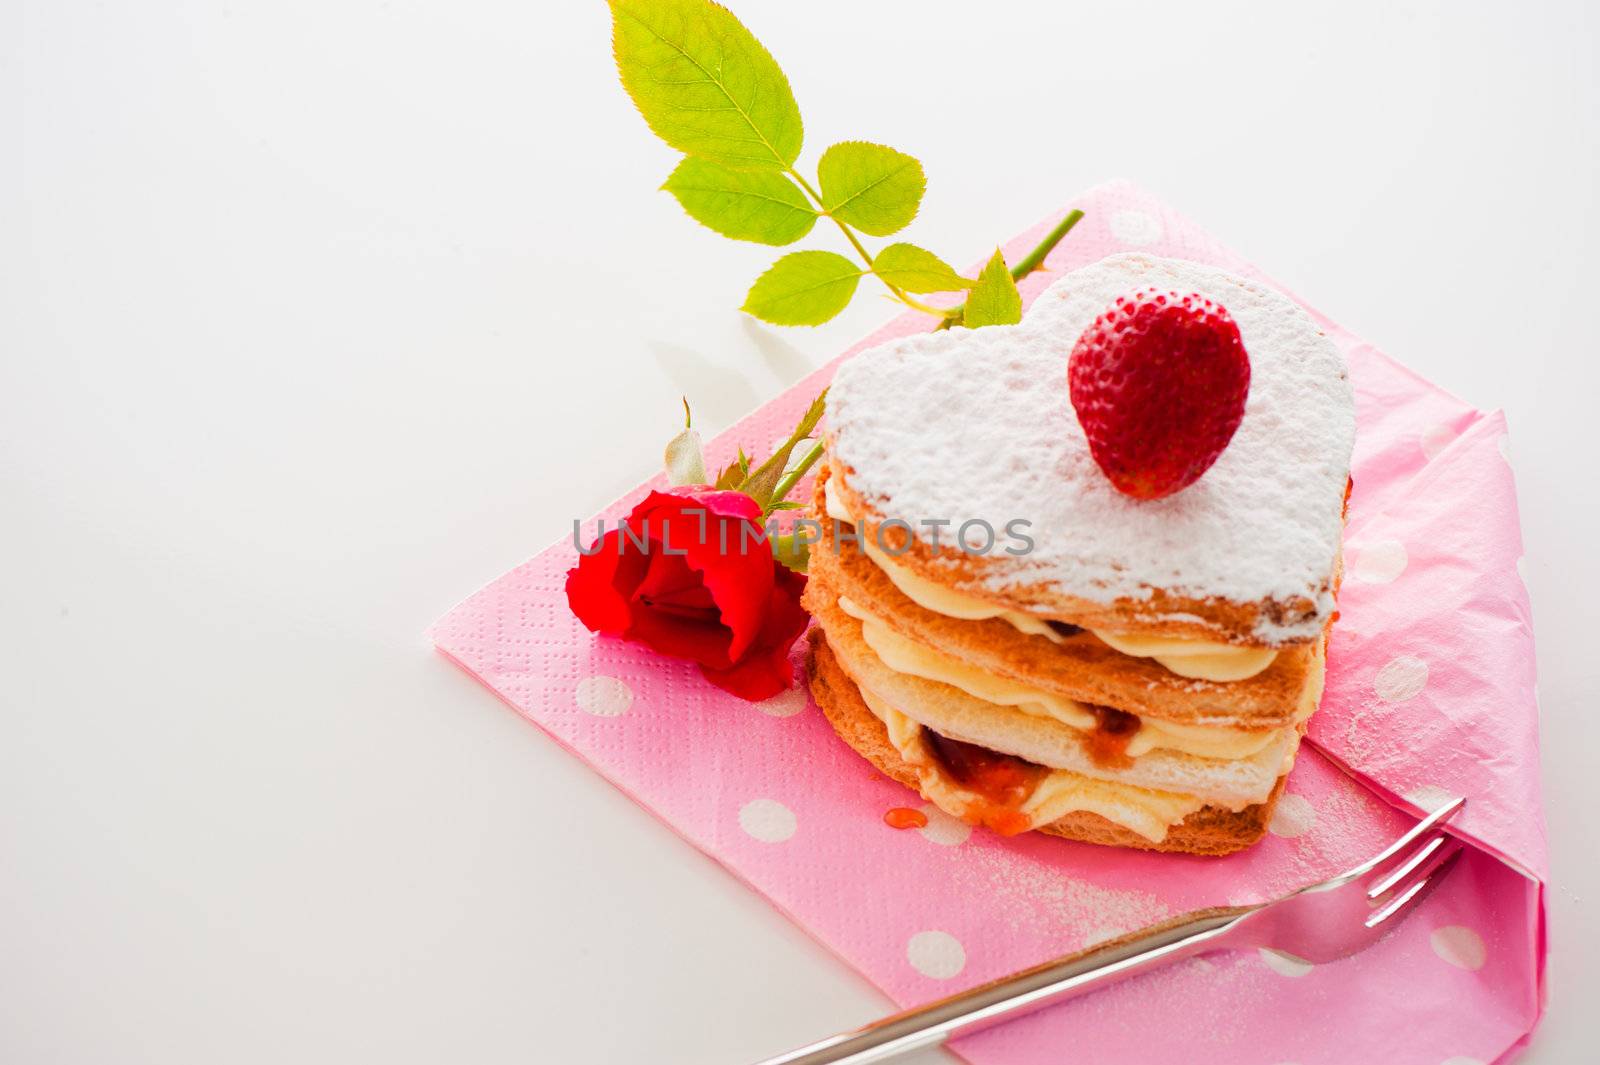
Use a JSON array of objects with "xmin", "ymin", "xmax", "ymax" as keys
[
  {"xmin": 935, "ymin": 208, "xmax": 1085, "ymax": 329},
  {"xmin": 769, "ymin": 438, "xmax": 824, "ymax": 508},
  {"xmin": 786, "ymin": 168, "xmax": 948, "ymax": 318},
  {"xmin": 1009, "ymin": 209, "xmax": 1084, "ymax": 280},
  {"xmin": 895, "ymin": 290, "xmax": 960, "ymax": 316},
  {"xmin": 788, "ymin": 169, "xmax": 871, "ymax": 263}
]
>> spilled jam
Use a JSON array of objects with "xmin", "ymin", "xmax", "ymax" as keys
[
  {"xmin": 923, "ymin": 729, "xmax": 1050, "ymax": 835},
  {"xmin": 1084, "ymin": 703, "xmax": 1142, "ymax": 769},
  {"xmin": 883, "ymin": 806, "xmax": 929, "ymax": 830}
]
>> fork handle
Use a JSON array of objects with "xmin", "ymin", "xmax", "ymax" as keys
[{"xmin": 751, "ymin": 905, "xmax": 1252, "ymax": 1065}]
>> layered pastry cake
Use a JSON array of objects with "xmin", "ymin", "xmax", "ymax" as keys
[{"xmin": 803, "ymin": 253, "xmax": 1355, "ymax": 855}]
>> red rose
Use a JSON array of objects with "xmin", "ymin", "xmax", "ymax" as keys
[{"xmin": 565, "ymin": 486, "xmax": 808, "ymax": 701}]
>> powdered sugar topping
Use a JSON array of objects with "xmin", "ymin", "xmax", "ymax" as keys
[{"xmin": 826, "ymin": 253, "xmax": 1355, "ymax": 642}]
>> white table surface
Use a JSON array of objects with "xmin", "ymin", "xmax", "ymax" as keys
[{"xmin": 8, "ymin": 2, "xmax": 1597, "ymax": 1062}]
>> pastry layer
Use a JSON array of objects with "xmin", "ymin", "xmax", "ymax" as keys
[
  {"xmin": 837, "ymin": 595, "xmax": 1300, "ymax": 760},
  {"xmin": 859, "ymin": 682, "xmax": 1206, "ymax": 842},
  {"xmin": 823, "ymin": 475, "xmax": 1278, "ymax": 681},
  {"xmin": 807, "ymin": 630, "xmax": 1282, "ymax": 855},
  {"xmin": 811, "ymin": 466, "xmax": 1326, "ymax": 729},
  {"xmin": 823, "ymin": 253, "xmax": 1356, "ymax": 646},
  {"xmin": 804, "ymin": 584, "xmax": 1299, "ymax": 810}
]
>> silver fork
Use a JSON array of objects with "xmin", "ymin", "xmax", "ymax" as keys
[{"xmin": 753, "ymin": 798, "xmax": 1466, "ymax": 1065}]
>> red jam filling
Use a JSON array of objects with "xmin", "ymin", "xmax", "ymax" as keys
[
  {"xmin": 922, "ymin": 730, "xmax": 1050, "ymax": 835},
  {"xmin": 1084, "ymin": 703, "xmax": 1142, "ymax": 769},
  {"xmin": 883, "ymin": 806, "xmax": 929, "ymax": 830}
]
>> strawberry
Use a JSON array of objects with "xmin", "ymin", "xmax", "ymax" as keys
[{"xmin": 1067, "ymin": 288, "xmax": 1250, "ymax": 500}]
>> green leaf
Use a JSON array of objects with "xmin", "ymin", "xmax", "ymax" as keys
[
  {"xmin": 816, "ymin": 142, "xmax": 925, "ymax": 236},
  {"xmin": 742, "ymin": 251, "xmax": 861, "ymax": 326},
  {"xmin": 963, "ymin": 249, "xmax": 1022, "ymax": 328},
  {"xmin": 872, "ymin": 243, "xmax": 972, "ymax": 293},
  {"xmin": 662, "ymin": 158, "xmax": 816, "ymax": 245},
  {"xmin": 712, "ymin": 445, "xmax": 753, "ymax": 490},
  {"xmin": 608, "ymin": 0, "xmax": 803, "ymax": 170},
  {"xmin": 737, "ymin": 391, "xmax": 827, "ymax": 510}
]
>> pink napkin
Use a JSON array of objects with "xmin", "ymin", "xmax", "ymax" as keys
[{"xmin": 430, "ymin": 182, "xmax": 1545, "ymax": 1064}]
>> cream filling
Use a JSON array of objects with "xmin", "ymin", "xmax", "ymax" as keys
[
  {"xmin": 856, "ymin": 683, "xmax": 1205, "ymax": 842},
  {"xmin": 824, "ymin": 478, "xmax": 1279, "ymax": 681},
  {"xmin": 837, "ymin": 595, "xmax": 1303, "ymax": 760}
]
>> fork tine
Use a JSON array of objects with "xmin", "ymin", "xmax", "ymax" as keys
[
  {"xmin": 1364, "ymin": 838, "xmax": 1465, "ymax": 929},
  {"xmin": 1340, "ymin": 796, "xmax": 1466, "ymax": 885},
  {"xmin": 1367, "ymin": 831, "xmax": 1449, "ymax": 900}
]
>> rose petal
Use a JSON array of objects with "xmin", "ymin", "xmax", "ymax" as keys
[
  {"xmin": 627, "ymin": 601, "xmax": 735, "ymax": 670},
  {"xmin": 700, "ymin": 653, "xmax": 793, "ymax": 701},
  {"xmin": 699, "ymin": 568, "xmax": 810, "ymax": 699},
  {"xmin": 564, "ymin": 528, "xmax": 648, "ymax": 635},
  {"xmin": 683, "ymin": 516, "xmax": 773, "ymax": 660},
  {"xmin": 634, "ymin": 551, "xmax": 718, "ymax": 616},
  {"xmin": 629, "ymin": 489, "xmax": 774, "ymax": 661}
]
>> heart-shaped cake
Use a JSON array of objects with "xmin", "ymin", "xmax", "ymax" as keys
[{"xmin": 802, "ymin": 253, "xmax": 1355, "ymax": 854}]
